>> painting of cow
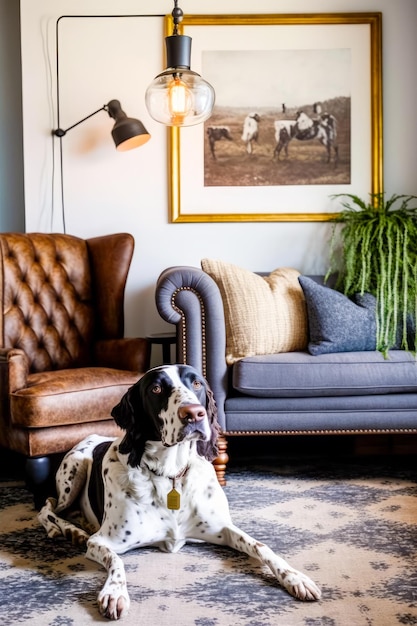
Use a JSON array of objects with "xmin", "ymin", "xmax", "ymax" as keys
[{"xmin": 273, "ymin": 111, "xmax": 338, "ymax": 165}]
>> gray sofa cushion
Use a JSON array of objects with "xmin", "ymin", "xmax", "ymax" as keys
[
  {"xmin": 298, "ymin": 275, "xmax": 377, "ymax": 355},
  {"xmin": 232, "ymin": 351, "xmax": 417, "ymax": 398}
]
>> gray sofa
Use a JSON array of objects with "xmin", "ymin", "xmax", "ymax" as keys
[{"xmin": 155, "ymin": 266, "xmax": 417, "ymax": 483}]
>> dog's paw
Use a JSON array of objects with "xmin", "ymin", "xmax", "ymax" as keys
[
  {"xmin": 38, "ymin": 498, "xmax": 61, "ymax": 538},
  {"xmin": 98, "ymin": 588, "xmax": 130, "ymax": 620},
  {"xmin": 65, "ymin": 526, "xmax": 89, "ymax": 546},
  {"xmin": 42, "ymin": 496, "xmax": 57, "ymax": 511},
  {"xmin": 285, "ymin": 570, "xmax": 321, "ymax": 601}
]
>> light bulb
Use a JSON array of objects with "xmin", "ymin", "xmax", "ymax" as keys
[{"xmin": 168, "ymin": 76, "xmax": 194, "ymax": 125}]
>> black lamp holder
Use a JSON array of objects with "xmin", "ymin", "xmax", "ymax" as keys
[{"xmin": 165, "ymin": 0, "xmax": 192, "ymax": 71}]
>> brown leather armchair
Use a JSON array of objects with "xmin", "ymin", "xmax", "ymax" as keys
[{"xmin": 0, "ymin": 232, "xmax": 150, "ymax": 502}]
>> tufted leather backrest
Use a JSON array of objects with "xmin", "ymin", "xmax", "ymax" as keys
[{"xmin": 0, "ymin": 233, "xmax": 95, "ymax": 372}]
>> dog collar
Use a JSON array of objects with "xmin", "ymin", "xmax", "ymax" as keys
[{"xmin": 144, "ymin": 463, "xmax": 190, "ymax": 481}]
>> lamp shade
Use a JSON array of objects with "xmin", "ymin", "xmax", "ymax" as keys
[
  {"xmin": 107, "ymin": 100, "xmax": 151, "ymax": 151},
  {"xmin": 145, "ymin": 33, "xmax": 215, "ymax": 127}
]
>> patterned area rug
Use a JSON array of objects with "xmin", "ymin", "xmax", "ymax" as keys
[{"xmin": 1, "ymin": 460, "xmax": 416, "ymax": 626}]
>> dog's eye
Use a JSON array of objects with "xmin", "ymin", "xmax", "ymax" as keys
[
  {"xmin": 192, "ymin": 380, "xmax": 202, "ymax": 390},
  {"xmin": 151, "ymin": 385, "xmax": 162, "ymax": 394}
]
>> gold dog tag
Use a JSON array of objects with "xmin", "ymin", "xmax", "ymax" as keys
[{"xmin": 167, "ymin": 488, "xmax": 180, "ymax": 510}]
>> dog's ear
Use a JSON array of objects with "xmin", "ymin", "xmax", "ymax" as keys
[
  {"xmin": 206, "ymin": 385, "xmax": 218, "ymax": 427},
  {"xmin": 197, "ymin": 385, "xmax": 220, "ymax": 461},
  {"xmin": 111, "ymin": 381, "xmax": 149, "ymax": 468},
  {"xmin": 111, "ymin": 383, "xmax": 140, "ymax": 431}
]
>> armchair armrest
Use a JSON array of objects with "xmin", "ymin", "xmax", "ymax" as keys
[
  {"xmin": 0, "ymin": 348, "xmax": 29, "ymax": 393},
  {"xmin": 155, "ymin": 266, "xmax": 228, "ymax": 428},
  {"xmin": 94, "ymin": 338, "xmax": 151, "ymax": 373}
]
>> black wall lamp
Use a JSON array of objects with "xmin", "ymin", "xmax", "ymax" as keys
[
  {"xmin": 53, "ymin": 99, "xmax": 151, "ymax": 150},
  {"xmin": 52, "ymin": 98, "xmax": 150, "ymax": 233},
  {"xmin": 145, "ymin": 0, "xmax": 215, "ymax": 127}
]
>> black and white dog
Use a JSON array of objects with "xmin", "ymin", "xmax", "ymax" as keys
[{"xmin": 38, "ymin": 364, "xmax": 321, "ymax": 620}]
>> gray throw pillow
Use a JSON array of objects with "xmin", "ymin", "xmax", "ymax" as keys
[{"xmin": 298, "ymin": 276, "xmax": 377, "ymax": 355}]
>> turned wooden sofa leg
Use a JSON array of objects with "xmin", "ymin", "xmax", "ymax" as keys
[{"xmin": 213, "ymin": 434, "xmax": 229, "ymax": 486}]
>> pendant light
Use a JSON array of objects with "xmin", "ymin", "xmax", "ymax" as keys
[{"xmin": 145, "ymin": 1, "xmax": 215, "ymax": 127}]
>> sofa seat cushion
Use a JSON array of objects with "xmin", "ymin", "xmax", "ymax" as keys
[
  {"xmin": 232, "ymin": 351, "xmax": 417, "ymax": 398},
  {"xmin": 10, "ymin": 367, "xmax": 140, "ymax": 427}
]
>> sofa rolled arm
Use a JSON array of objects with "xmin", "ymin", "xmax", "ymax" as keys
[{"xmin": 155, "ymin": 266, "xmax": 228, "ymax": 428}]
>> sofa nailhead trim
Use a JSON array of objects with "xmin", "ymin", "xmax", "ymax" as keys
[
  {"xmin": 225, "ymin": 428, "xmax": 417, "ymax": 436},
  {"xmin": 171, "ymin": 287, "xmax": 207, "ymax": 378}
]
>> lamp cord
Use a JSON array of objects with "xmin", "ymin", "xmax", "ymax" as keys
[
  {"xmin": 58, "ymin": 136, "xmax": 66, "ymax": 233},
  {"xmin": 55, "ymin": 19, "xmax": 66, "ymax": 233}
]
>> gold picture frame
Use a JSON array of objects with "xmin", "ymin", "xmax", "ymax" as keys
[{"xmin": 167, "ymin": 13, "xmax": 383, "ymax": 223}]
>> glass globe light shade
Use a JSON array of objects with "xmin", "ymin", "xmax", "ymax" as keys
[
  {"xmin": 145, "ymin": 69, "xmax": 215, "ymax": 127},
  {"xmin": 145, "ymin": 33, "xmax": 215, "ymax": 127}
]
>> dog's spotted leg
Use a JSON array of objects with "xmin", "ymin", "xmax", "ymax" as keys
[
  {"xmin": 222, "ymin": 525, "xmax": 321, "ymax": 601},
  {"xmin": 86, "ymin": 537, "xmax": 130, "ymax": 620},
  {"xmin": 38, "ymin": 497, "xmax": 89, "ymax": 546}
]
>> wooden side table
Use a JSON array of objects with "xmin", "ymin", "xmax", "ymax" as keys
[{"xmin": 146, "ymin": 332, "xmax": 176, "ymax": 364}]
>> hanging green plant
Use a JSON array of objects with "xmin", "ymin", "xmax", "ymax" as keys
[{"xmin": 326, "ymin": 192, "xmax": 417, "ymax": 356}]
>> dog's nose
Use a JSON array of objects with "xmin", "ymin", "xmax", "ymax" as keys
[{"xmin": 178, "ymin": 404, "xmax": 206, "ymax": 423}]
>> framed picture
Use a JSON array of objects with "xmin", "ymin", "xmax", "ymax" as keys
[{"xmin": 167, "ymin": 13, "xmax": 383, "ymax": 223}]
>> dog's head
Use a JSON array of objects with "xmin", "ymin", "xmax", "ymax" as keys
[{"xmin": 111, "ymin": 364, "xmax": 220, "ymax": 467}]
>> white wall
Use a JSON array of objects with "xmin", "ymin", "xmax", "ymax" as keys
[{"xmin": 20, "ymin": 0, "xmax": 417, "ymax": 343}]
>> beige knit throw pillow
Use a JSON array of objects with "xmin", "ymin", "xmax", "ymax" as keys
[{"xmin": 201, "ymin": 259, "xmax": 308, "ymax": 364}]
